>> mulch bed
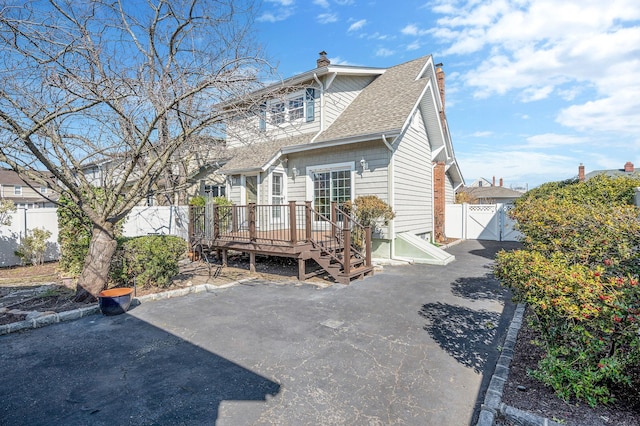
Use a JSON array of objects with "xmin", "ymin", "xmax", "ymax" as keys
[{"xmin": 498, "ymin": 308, "xmax": 640, "ymax": 426}]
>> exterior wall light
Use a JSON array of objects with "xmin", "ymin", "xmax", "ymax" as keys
[{"xmin": 360, "ymin": 157, "xmax": 369, "ymax": 172}]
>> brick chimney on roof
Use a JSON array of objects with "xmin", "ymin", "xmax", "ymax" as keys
[
  {"xmin": 579, "ymin": 163, "xmax": 585, "ymax": 181},
  {"xmin": 317, "ymin": 51, "xmax": 330, "ymax": 68},
  {"xmin": 624, "ymin": 161, "xmax": 634, "ymax": 172},
  {"xmin": 435, "ymin": 63, "xmax": 445, "ymax": 113}
]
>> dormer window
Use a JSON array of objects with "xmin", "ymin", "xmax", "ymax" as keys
[
  {"xmin": 270, "ymin": 102, "xmax": 285, "ymax": 125},
  {"xmin": 288, "ymin": 96, "xmax": 304, "ymax": 120},
  {"xmin": 261, "ymin": 89, "xmax": 316, "ymax": 130}
]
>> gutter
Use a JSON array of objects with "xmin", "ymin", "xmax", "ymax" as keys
[
  {"xmin": 284, "ymin": 131, "xmax": 401, "ymax": 155},
  {"xmin": 382, "ymin": 134, "xmax": 398, "ymax": 259}
]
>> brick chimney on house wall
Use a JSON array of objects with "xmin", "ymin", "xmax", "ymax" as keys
[
  {"xmin": 578, "ymin": 163, "xmax": 585, "ymax": 181},
  {"xmin": 317, "ymin": 51, "xmax": 330, "ymax": 68},
  {"xmin": 433, "ymin": 161, "xmax": 446, "ymax": 242},
  {"xmin": 624, "ymin": 161, "xmax": 634, "ymax": 172}
]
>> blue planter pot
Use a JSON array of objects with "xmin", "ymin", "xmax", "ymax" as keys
[{"xmin": 98, "ymin": 288, "xmax": 134, "ymax": 316}]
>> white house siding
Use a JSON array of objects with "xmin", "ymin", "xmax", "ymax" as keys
[
  {"xmin": 445, "ymin": 173, "xmax": 455, "ymax": 204},
  {"xmin": 392, "ymin": 112, "xmax": 433, "ymax": 235},
  {"xmin": 225, "ymin": 90, "xmax": 321, "ymax": 148},
  {"xmin": 323, "ymin": 76, "xmax": 377, "ymax": 130},
  {"xmin": 282, "ymin": 142, "xmax": 389, "ymax": 205}
]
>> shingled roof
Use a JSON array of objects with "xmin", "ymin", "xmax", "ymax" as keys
[
  {"xmin": 457, "ymin": 186, "xmax": 524, "ymax": 202},
  {"xmin": 315, "ymin": 55, "xmax": 431, "ymax": 143},
  {"xmin": 218, "ymin": 134, "xmax": 311, "ymax": 173},
  {"xmin": 218, "ymin": 55, "xmax": 437, "ymax": 173}
]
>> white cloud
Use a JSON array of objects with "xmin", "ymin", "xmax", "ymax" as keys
[
  {"xmin": 456, "ymin": 150, "xmax": 577, "ymax": 187},
  {"xmin": 258, "ymin": 0, "xmax": 296, "ymax": 22},
  {"xmin": 406, "ymin": 40, "xmax": 421, "ymax": 51},
  {"xmin": 471, "ymin": 131, "xmax": 493, "ymax": 138},
  {"xmin": 328, "ymin": 56, "xmax": 353, "ymax": 65},
  {"xmin": 313, "ymin": 0, "xmax": 330, "ymax": 7},
  {"xmin": 524, "ymin": 133, "xmax": 589, "ymax": 148},
  {"xmin": 317, "ymin": 13, "xmax": 338, "ymax": 23},
  {"xmin": 424, "ymin": 0, "xmax": 640, "ymax": 138},
  {"xmin": 376, "ymin": 48, "xmax": 395, "ymax": 57},
  {"xmin": 348, "ymin": 19, "xmax": 367, "ymax": 32}
]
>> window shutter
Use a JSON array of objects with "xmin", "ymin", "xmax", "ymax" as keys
[{"xmin": 305, "ymin": 88, "xmax": 315, "ymax": 122}]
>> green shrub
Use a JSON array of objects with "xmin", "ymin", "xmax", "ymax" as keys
[
  {"xmin": 14, "ymin": 227, "xmax": 52, "ymax": 266},
  {"xmin": 57, "ymin": 195, "xmax": 93, "ymax": 276},
  {"xmin": 110, "ymin": 235, "xmax": 187, "ymax": 288},
  {"xmin": 189, "ymin": 195, "xmax": 206, "ymax": 206},
  {"xmin": 342, "ymin": 195, "xmax": 395, "ymax": 229},
  {"xmin": 495, "ymin": 175, "xmax": 640, "ymax": 406}
]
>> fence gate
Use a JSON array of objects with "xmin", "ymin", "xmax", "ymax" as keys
[{"xmin": 445, "ymin": 203, "xmax": 522, "ymax": 242}]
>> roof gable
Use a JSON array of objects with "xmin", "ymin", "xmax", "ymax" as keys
[{"xmin": 315, "ymin": 55, "xmax": 433, "ymax": 142}]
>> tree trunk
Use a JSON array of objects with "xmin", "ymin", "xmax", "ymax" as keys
[{"xmin": 74, "ymin": 222, "xmax": 118, "ymax": 302}]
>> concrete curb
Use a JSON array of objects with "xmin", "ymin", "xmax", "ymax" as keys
[
  {"xmin": 476, "ymin": 303, "xmax": 563, "ymax": 426},
  {"xmin": 0, "ymin": 280, "xmax": 245, "ymax": 336}
]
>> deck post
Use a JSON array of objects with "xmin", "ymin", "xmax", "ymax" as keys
[
  {"xmin": 343, "ymin": 228, "xmax": 351, "ymax": 276},
  {"xmin": 305, "ymin": 201, "xmax": 312, "ymax": 241},
  {"xmin": 222, "ymin": 249, "xmax": 228, "ymax": 266},
  {"xmin": 298, "ymin": 258, "xmax": 305, "ymax": 281},
  {"xmin": 289, "ymin": 201, "xmax": 297, "ymax": 244},
  {"xmin": 213, "ymin": 205, "xmax": 220, "ymax": 239},
  {"xmin": 365, "ymin": 226, "xmax": 372, "ymax": 267},
  {"xmin": 188, "ymin": 205, "xmax": 194, "ymax": 238},
  {"xmin": 249, "ymin": 203, "xmax": 256, "ymax": 241},
  {"xmin": 249, "ymin": 251, "xmax": 256, "ymax": 273},
  {"xmin": 232, "ymin": 204, "xmax": 238, "ymax": 232}
]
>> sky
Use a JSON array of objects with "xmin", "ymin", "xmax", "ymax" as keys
[{"xmin": 254, "ymin": 0, "xmax": 640, "ymax": 189}]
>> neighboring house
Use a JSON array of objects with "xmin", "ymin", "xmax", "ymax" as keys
[
  {"xmin": 79, "ymin": 137, "xmax": 227, "ymax": 206},
  {"xmin": 207, "ymin": 52, "xmax": 463, "ymax": 261},
  {"xmin": 578, "ymin": 161, "xmax": 640, "ymax": 181},
  {"xmin": 0, "ymin": 169, "xmax": 57, "ymax": 208},
  {"xmin": 468, "ymin": 177, "xmax": 493, "ymax": 188},
  {"xmin": 456, "ymin": 185, "xmax": 524, "ymax": 204}
]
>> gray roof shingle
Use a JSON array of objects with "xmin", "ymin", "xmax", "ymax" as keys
[
  {"xmin": 218, "ymin": 134, "xmax": 311, "ymax": 173},
  {"xmin": 315, "ymin": 55, "xmax": 431, "ymax": 142},
  {"xmin": 219, "ymin": 55, "xmax": 434, "ymax": 172}
]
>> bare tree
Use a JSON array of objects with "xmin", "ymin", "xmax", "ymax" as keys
[{"xmin": 0, "ymin": 0, "xmax": 271, "ymax": 301}]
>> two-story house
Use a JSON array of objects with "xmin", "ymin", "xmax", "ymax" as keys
[
  {"xmin": 204, "ymin": 52, "xmax": 463, "ymax": 264},
  {"xmin": 0, "ymin": 168, "xmax": 57, "ymax": 208}
]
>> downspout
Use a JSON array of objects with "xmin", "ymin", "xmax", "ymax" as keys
[
  {"xmin": 430, "ymin": 161, "xmax": 436, "ymax": 241},
  {"xmin": 310, "ymin": 73, "xmax": 325, "ymax": 143},
  {"xmin": 382, "ymin": 134, "xmax": 401, "ymax": 261}
]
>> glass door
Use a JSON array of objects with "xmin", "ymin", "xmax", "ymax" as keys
[{"xmin": 313, "ymin": 169, "xmax": 351, "ymax": 221}]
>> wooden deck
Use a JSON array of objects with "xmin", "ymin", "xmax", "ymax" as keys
[{"xmin": 188, "ymin": 202, "xmax": 374, "ymax": 284}]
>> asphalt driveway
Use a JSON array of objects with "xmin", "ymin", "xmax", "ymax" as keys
[{"xmin": 0, "ymin": 240, "xmax": 518, "ymax": 425}]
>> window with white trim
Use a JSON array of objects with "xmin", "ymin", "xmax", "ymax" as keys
[
  {"xmin": 204, "ymin": 184, "xmax": 225, "ymax": 198},
  {"xmin": 14, "ymin": 185, "xmax": 22, "ymax": 195},
  {"xmin": 271, "ymin": 173, "xmax": 285, "ymax": 220},
  {"xmin": 265, "ymin": 89, "xmax": 316, "ymax": 128},
  {"xmin": 288, "ymin": 96, "xmax": 304, "ymax": 121}
]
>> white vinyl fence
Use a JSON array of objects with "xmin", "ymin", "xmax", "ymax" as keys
[
  {"xmin": 0, "ymin": 207, "xmax": 60, "ymax": 267},
  {"xmin": 445, "ymin": 203, "xmax": 522, "ymax": 242},
  {"xmin": 0, "ymin": 205, "xmax": 189, "ymax": 267}
]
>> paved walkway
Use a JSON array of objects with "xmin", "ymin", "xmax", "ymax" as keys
[{"xmin": 0, "ymin": 240, "xmax": 518, "ymax": 425}]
